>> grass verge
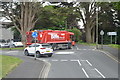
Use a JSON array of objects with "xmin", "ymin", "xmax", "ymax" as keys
[
  {"xmin": 77, "ymin": 42, "xmax": 96, "ymax": 46},
  {"xmin": 108, "ymin": 44, "xmax": 120, "ymax": 49},
  {"xmin": 0, "ymin": 55, "xmax": 22, "ymax": 78}
]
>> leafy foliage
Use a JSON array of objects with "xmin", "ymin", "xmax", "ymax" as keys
[{"xmin": 66, "ymin": 28, "xmax": 81, "ymax": 42}]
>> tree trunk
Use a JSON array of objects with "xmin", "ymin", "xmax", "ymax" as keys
[
  {"xmin": 91, "ymin": 27, "xmax": 95, "ymax": 43},
  {"xmin": 21, "ymin": 32, "xmax": 27, "ymax": 47},
  {"xmin": 85, "ymin": 27, "xmax": 92, "ymax": 43}
]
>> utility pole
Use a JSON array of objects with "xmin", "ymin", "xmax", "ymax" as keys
[{"xmin": 96, "ymin": 5, "xmax": 99, "ymax": 49}]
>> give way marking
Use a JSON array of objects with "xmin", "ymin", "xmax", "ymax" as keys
[{"xmin": 55, "ymin": 52, "xmax": 74, "ymax": 54}]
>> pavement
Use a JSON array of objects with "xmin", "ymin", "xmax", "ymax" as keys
[
  {"xmin": 0, "ymin": 50, "xmax": 50, "ymax": 79},
  {"xmin": 0, "ymin": 44, "xmax": 119, "ymax": 80}
]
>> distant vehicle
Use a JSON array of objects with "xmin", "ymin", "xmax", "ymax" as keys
[
  {"xmin": 26, "ymin": 30, "xmax": 75, "ymax": 50},
  {"xmin": 7, "ymin": 39, "xmax": 24, "ymax": 47},
  {"xmin": 24, "ymin": 43, "xmax": 53, "ymax": 57},
  {"xmin": 0, "ymin": 39, "xmax": 9, "ymax": 48}
]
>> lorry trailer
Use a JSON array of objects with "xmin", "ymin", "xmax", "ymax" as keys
[{"xmin": 26, "ymin": 30, "xmax": 75, "ymax": 50}]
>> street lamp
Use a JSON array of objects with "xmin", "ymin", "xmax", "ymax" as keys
[{"xmin": 96, "ymin": 5, "xmax": 99, "ymax": 49}]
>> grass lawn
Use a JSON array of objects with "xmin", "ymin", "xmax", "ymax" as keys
[
  {"xmin": 108, "ymin": 44, "xmax": 120, "ymax": 49},
  {"xmin": 0, "ymin": 55, "xmax": 22, "ymax": 78},
  {"xmin": 0, "ymin": 47, "xmax": 24, "ymax": 50},
  {"xmin": 77, "ymin": 42, "xmax": 96, "ymax": 46}
]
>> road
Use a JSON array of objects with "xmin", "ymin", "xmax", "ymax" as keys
[
  {"xmin": 0, "ymin": 44, "xmax": 119, "ymax": 79},
  {"xmin": 38, "ymin": 44, "xmax": 118, "ymax": 78}
]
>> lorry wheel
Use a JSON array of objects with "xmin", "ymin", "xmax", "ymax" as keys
[
  {"xmin": 24, "ymin": 50, "xmax": 29, "ymax": 56},
  {"xmin": 36, "ymin": 51, "xmax": 41, "ymax": 58},
  {"xmin": 48, "ymin": 54, "xmax": 52, "ymax": 57},
  {"xmin": 68, "ymin": 47, "xmax": 72, "ymax": 49},
  {"xmin": 68, "ymin": 45, "xmax": 72, "ymax": 49}
]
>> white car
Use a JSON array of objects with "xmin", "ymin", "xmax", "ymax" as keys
[
  {"xmin": 0, "ymin": 43, "xmax": 9, "ymax": 48},
  {"xmin": 24, "ymin": 43, "xmax": 53, "ymax": 57},
  {"xmin": 12, "ymin": 42, "xmax": 23, "ymax": 47},
  {"xmin": 7, "ymin": 39, "xmax": 24, "ymax": 47},
  {"xmin": 0, "ymin": 39, "xmax": 9, "ymax": 48}
]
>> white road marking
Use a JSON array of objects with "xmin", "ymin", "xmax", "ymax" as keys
[
  {"xmin": 86, "ymin": 60, "xmax": 92, "ymax": 66},
  {"xmin": 39, "ymin": 63, "xmax": 46, "ymax": 78},
  {"xmin": 71, "ymin": 47, "xmax": 73, "ymax": 50},
  {"xmin": 77, "ymin": 60, "xmax": 82, "ymax": 66},
  {"xmin": 94, "ymin": 68, "xmax": 106, "ymax": 78},
  {"xmin": 82, "ymin": 68, "xmax": 89, "ymax": 78},
  {"xmin": 6, "ymin": 51, "xmax": 18, "ymax": 53},
  {"xmin": 98, "ymin": 50, "xmax": 120, "ymax": 63},
  {"xmin": 51, "ymin": 60, "xmax": 58, "ymax": 61},
  {"xmin": 70, "ymin": 60, "xmax": 78, "ymax": 61},
  {"xmin": 81, "ymin": 60, "xmax": 86, "ymax": 61},
  {"xmin": 42, "ymin": 59, "xmax": 47, "ymax": 61},
  {"xmin": 37, "ymin": 59, "xmax": 48, "ymax": 62},
  {"xmin": 61, "ymin": 60, "xmax": 68, "ymax": 62},
  {"xmin": 76, "ymin": 46, "xmax": 79, "ymax": 50},
  {"xmin": 55, "ymin": 52, "xmax": 74, "ymax": 54}
]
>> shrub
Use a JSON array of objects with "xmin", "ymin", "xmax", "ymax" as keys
[{"xmin": 66, "ymin": 28, "xmax": 81, "ymax": 42}]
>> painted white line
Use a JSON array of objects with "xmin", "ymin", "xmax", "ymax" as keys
[
  {"xmin": 38, "ymin": 60, "xmax": 51, "ymax": 78},
  {"xmin": 39, "ymin": 63, "xmax": 46, "ymax": 78},
  {"xmin": 51, "ymin": 60, "xmax": 58, "ymax": 61},
  {"xmin": 42, "ymin": 59, "xmax": 47, "ymax": 61},
  {"xmin": 71, "ymin": 47, "xmax": 73, "ymax": 50},
  {"xmin": 76, "ymin": 46, "xmax": 79, "ymax": 50},
  {"xmin": 86, "ymin": 60, "xmax": 92, "ymax": 66},
  {"xmin": 77, "ymin": 60, "xmax": 82, "ymax": 66},
  {"xmin": 98, "ymin": 50, "xmax": 120, "ymax": 63},
  {"xmin": 6, "ymin": 51, "xmax": 18, "ymax": 53},
  {"xmin": 92, "ymin": 49, "xmax": 96, "ymax": 50},
  {"xmin": 70, "ymin": 60, "xmax": 78, "ymax": 61},
  {"xmin": 61, "ymin": 60, "xmax": 68, "ymax": 62},
  {"xmin": 94, "ymin": 68, "xmax": 106, "ymax": 78},
  {"xmin": 81, "ymin": 60, "xmax": 86, "ymax": 61},
  {"xmin": 55, "ymin": 52, "xmax": 74, "ymax": 54},
  {"xmin": 82, "ymin": 68, "xmax": 89, "ymax": 78}
]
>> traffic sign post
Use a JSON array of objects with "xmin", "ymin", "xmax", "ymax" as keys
[
  {"xmin": 111, "ymin": 35, "xmax": 112, "ymax": 44},
  {"xmin": 115, "ymin": 36, "xmax": 117, "ymax": 44},
  {"xmin": 107, "ymin": 32, "xmax": 117, "ymax": 44},
  {"xmin": 32, "ymin": 31, "xmax": 38, "ymax": 60},
  {"xmin": 100, "ymin": 30, "xmax": 104, "ymax": 49}
]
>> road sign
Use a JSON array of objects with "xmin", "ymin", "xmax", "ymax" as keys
[
  {"xmin": 107, "ymin": 32, "xmax": 117, "ymax": 36},
  {"xmin": 100, "ymin": 30, "xmax": 104, "ymax": 35},
  {"xmin": 31, "ymin": 31, "xmax": 38, "ymax": 60},
  {"xmin": 32, "ymin": 31, "xmax": 38, "ymax": 38}
]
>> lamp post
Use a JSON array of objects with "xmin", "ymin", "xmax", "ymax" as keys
[{"xmin": 96, "ymin": 5, "xmax": 99, "ymax": 49}]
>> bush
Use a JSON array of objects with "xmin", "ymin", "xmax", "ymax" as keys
[{"xmin": 66, "ymin": 28, "xmax": 81, "ymax": 42}]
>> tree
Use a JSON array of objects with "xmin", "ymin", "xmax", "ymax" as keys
[
  {"xmin": 113, "ymin": 2, "xmax": 120, "ymax": 44},
  {"xmin": 34, "ymin": 4, "xmax": 79, "ymax": 30},
  {"xmin": 66, "ymin": 28, "xmax": 81, "ymax": 42},
  {"xmin": 75, "ymin": 2, "xmax": 97, "ymax": 43},
  {"xmin": 98, "ymin": 2, "xmax": 120, "ymax": 44},
  {"xmin": 2, "ymin": 2, "xmax": 42, "ymax": 46}
]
